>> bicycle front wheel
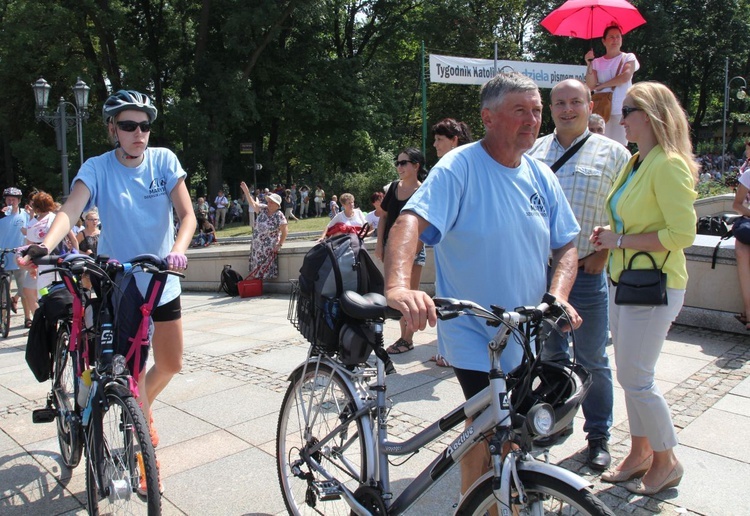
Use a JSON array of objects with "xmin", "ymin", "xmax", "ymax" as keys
[
  {"xmin": 0, "ymin": 276, "xmax": 10, "ymax": 338},
  {"xmin": 277, "ymin": 361, "xmax": 370, "ymax": 515},
  {"xmin": 85, "ymin": 389, "xmax": 161, "ymax": 515},
  {"xmin": 53, "ymin": 323, "xmax": 82, "ymax": 468},
  {"xmin": 456, "ymin": 470, "xmax": 615, "ymax": 516}
]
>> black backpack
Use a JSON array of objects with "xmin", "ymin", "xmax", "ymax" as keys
[
  {"xmin": 220, "ymin": 265, "xmax": 243, "ymax": 297},
  {"xmin": 696, "ymin": 216, "xmax": 730, "ymax": 237},
  {"xmin": 295, "ymin": 226, "xmax": 383, "ymax": 353}
]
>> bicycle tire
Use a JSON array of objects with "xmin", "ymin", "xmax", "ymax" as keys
[
  {"xmin": 0, "ymin": 276, "xmax": 10, "ymax": 338},
  {"xmin": 85, "ymin": 389, "xmax": 161, "ymax": 515},
  {"xmin": 456, "ymin": 470, "xmax": 615, "ymax": 516},
  {"xmin": 53, "ymin": 322, "xmax": 82, "ymax": 468},
  {"xmin": 277, "ymin": 361, "xmax": 370, "ymax": 515}
]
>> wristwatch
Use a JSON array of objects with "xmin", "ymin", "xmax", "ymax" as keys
[{"xmin": 616, "ymin": 234, "xmax": 624, "ymax": 249}]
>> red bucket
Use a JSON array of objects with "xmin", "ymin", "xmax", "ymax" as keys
[{"xmin": 238, "ymin": 277, "xmax": 263, "ymax": 298}]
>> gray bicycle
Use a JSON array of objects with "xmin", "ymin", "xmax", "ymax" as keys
[{"xmin": 279, "ymin": 289, "xmax": 615, "ymax": 515}]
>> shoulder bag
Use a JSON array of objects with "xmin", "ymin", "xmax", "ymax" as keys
[
  {"xmin": 591, "ymin": 56, "xmax": 624, "ymax": 123},
  {"xmin": 614, "ymin": 250, "xmax": 669, "ymax": 306}
]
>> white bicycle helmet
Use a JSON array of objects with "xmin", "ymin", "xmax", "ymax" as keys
[
  {"xmin": 102, "ymin": 90, "xmax": 158, "ymax": 123},
  {"xmin": 3, "ymin": 187, "xmax": 22, "ymax": 198}
]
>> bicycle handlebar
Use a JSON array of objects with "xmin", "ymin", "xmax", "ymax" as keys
[
  {"xmin": 33, "ymin": 253, "xmax": 184, "ymax": 278},
  {"xmin": 434, "ymin": 292, "xmax": 562, "ymax": 326}
]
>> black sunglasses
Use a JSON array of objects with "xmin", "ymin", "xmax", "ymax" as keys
[
  {"xmin": 621, "ymin": 106, "xmax": 642, "ymax": 119},
  {"xmin": 395, "ymin": 159, "xmax": 416, "ymax": 167},
  {"xmin": 116, "ymin": 120, "xmax": 151, "ymax": 132}
]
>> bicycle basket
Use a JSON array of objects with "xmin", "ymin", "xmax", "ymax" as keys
[
  {"xmin": 508, "ymin": 360, "xmax": 591, "ymax": 436},
  {"xmin": 288, "ymin": 280, "xmax": 342, "ymax": 355}
]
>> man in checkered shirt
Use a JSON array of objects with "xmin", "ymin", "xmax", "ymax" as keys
[{"xmin": 529, "ymin": 78, "xmax": 630, "ymax": 472}]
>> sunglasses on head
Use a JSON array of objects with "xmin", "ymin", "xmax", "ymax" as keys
[
  {"xmin": 116, "ymin": 120, "xmax": 151, "ymax": 132},
  {"xmin": 395, "ymin": 159, "xmax": 416, "ymax": 167},
  {"xmin": 621, "ymin": 106, "xmax": 642, "ymax": 119}
]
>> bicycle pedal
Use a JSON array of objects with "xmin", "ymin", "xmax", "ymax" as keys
[
  {"xmin": 311, "ymin": 480, "xmax": 343, "ymax": 501},
  {"xmin": 32, "ymin": 408, "xmax": 57, "ymax": 424}
]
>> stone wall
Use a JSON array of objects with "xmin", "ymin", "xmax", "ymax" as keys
[
  {"xmin": 185, "ymin": 195, "xmax": 747, "ymax": 334},
  {"xmin": 183, "ymin": 238, "xmax": 436, "ymax": 296}
]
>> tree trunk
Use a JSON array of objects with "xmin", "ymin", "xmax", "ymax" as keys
[{"xmin": 207, "ymin": 150, "xmax": 223, "ymax": 202}]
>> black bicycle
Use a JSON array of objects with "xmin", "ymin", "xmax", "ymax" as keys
[
  {"xmin": 32, "ymin": 252, "xmax": 179, "ymax": 515},
  {"xmin": 0, "ymin": 247, "xmax": 17, "ymax": 338}
]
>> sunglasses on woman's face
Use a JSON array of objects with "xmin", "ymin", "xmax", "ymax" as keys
[
  {"xmin": 395, "ymin": 159, "xmax": 416, "ymax": 167},
  {"xmin": 116, "ymin": 120, "xmax": 151, "ymax": 132},
  {"xmin": 621, "ymin": 106, "xmax": 642, "ymax": 119}
]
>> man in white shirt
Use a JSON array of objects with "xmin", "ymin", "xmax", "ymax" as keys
[{"xmin": 214, "ymin": 189, "xmax": 229, "ymax": 230}]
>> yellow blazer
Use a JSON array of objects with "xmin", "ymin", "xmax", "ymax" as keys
[{"xmin": 605, "ymin": 145, "xmax": 697, "ymax": 289}]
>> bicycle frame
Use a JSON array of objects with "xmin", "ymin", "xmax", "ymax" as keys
[{"xmin": 295, "ymin": 325, "xmax": 511, "ymax": 514}]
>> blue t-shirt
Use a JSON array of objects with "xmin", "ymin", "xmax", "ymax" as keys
[
  {"xmin": 73, "ymin": 148, "xmax": 187, "ymax": 304},
  {"xmin": 404, "ymin": 141, "xmax": 580, "ymax": 372},
  {"xmin": 0, "ymin": 209, "xmax": 29, "ymax": 270}
]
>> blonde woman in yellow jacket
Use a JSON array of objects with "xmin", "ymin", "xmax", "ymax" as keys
[{"xmin": 591, "ymin": 82, "xmax": 697, "ymax": 496}]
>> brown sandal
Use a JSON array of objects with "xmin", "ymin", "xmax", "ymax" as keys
[
  {"xmin": 24, "ymin": 318, "xmax": 33, "ymax": 328},
  {"xmin": 386, "ymin": 338, "xmax": 413, "ymax": 354}
]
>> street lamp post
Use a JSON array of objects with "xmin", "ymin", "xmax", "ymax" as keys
[
  {"xmin": 722, "ymin": 58, "xmax": 747, "ymax": 175},
  {"xmin": 31, "ymin": 77, "xmax": 90, "ymax": 197}
]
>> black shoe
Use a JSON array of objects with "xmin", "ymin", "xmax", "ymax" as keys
[
  {"xmin": 587, "ymin": 438, "xmax": 611, "ymax": 471},
  {"xmin": 533, "ymin": 423, "xmax": 574, "ymax": 448}
]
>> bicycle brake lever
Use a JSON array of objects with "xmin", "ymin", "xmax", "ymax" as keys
[{"xmin": 435, "ymin": 309, "xmax": 460, "ymax": 321}]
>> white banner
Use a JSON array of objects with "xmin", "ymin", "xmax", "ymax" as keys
[{"xmin": 429, "ymin": 54, "xmax": 587, "ymax": 89}]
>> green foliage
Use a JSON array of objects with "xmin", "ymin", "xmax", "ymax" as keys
[
  {"xmin": 697, "ymin": 180, "xmax": 733, "ymax": 199},
  {"xmin": 327, "ymin": 148, "xmax": 400, "ymax": 209},
  {"xmin": 2, "ymin": 0, "xmax": 750, "ymax": 200}
]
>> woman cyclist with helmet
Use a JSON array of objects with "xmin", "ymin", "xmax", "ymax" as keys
[{"xmin": 19, "ymin": 90, "xmax": 196, "ymax": 490}]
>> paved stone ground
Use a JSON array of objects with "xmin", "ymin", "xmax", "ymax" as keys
[{"xmin": 1, "ymin": 292, "xmax": 749, "ymax": 515}]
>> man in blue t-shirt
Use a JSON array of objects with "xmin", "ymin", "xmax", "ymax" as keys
[
  {"xmin": 384, "ymin": 72, "xmax": 581, "ymax": 499},
  {"xmin": 0, "ymin": 187, "xmax": 30, "ymax": 321}
]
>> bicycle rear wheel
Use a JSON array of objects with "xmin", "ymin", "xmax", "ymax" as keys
[
  {"xmin": 277, "ymin": 361, "xmax": 370, "ymax": 515},
  {"xmin": 53, "ymin": 322, "xmax": 82, "ymax": 468},
  {"xmin": 0, "ymin": 276, "xmax": 10, "ymax": 338},
  {"xmin": 85, "ymin": 389, "xmax": 161, "ymax": 515},
  {"xmin": 456, "ymin": 470, "xmax": 615, "ymax": 516}
]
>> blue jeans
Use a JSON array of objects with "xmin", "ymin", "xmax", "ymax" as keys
[{"xmin": 545, "ymin": 267, "xmax": 613, "ymax": 441}]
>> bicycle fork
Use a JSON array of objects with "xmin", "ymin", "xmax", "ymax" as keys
[{"xmin": 487, "ymin": 431, "xmax": 529, "ymax": 514}]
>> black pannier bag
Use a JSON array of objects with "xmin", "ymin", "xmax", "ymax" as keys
[
  {"xmin": 294, "ymin": 227, "xmax": 383, "ymax": 356},
  {"xmin": 26, "ymin": 283, "xmax": 73, "ymax": 382}
]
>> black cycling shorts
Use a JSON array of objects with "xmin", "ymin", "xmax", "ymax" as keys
[
  {"xmin": 152, "ymin": 296, "xmax": 182, "ymax": 322},
  {"xmin": 453, "ymin": 367, "xmax": 490, "ymax": 401}
]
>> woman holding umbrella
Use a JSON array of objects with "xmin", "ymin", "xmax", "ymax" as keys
[{"xmin": 585, "ymin": 24, "xmax": 640, "ymax": 146}]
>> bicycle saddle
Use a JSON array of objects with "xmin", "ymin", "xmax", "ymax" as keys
[{"xmin": 339, "ymin": 291, "xmax": 401, "ymax": 321}]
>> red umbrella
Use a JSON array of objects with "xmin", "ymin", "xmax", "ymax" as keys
[{"xmin": 541, "ymin": 0, "xmax": 646, "ymax": 40}]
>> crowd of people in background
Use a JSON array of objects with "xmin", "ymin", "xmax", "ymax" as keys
[{"xmin": 696, "ymin": 152, "xmax": 745, "ymax": 185}]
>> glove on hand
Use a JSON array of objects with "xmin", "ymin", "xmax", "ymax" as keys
[
  {"xmin": 165, "ymin": 252, "xmax": 188, "ymax": 270},
  {"xmin": 17, "ymin": 243, "xmax": 49, "ymax": 260}
]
